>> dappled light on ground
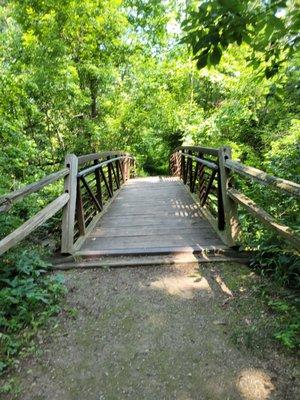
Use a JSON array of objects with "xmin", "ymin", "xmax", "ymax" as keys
[
  {"xmin": 236, "ymin": 368, "xmax": 275, "ymax": 400},
  {"xmin": 214, "ymin": 273, "xmax": 234, "ymax": 297},
  {"xmin": 172, "ymin": 252, "xmax": 199, "ymax": 263},
  {"xmin": 149, "ymin": 271, "xmax": 212, "ymax": 299},
  {"xmin": 3, "ymin": 264, "xmax": 297, "ymax": 400}
]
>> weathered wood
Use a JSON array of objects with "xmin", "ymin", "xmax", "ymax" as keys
[
  {"xmin": 52, "ymin": 253, "xmax": 249, "ymax": 270},
  {"xmin": 94, "ymin": 160, "xmax": 103, "ymax": 208},
  {"xmin": 71, "ymin": 152, "xmax": 135, "ymax": 250},
  {"xmin": 100, "ymin": 167, "xmax": 113, "ymax": 197},
  {"xmin": 180, "ymin": 152, "xmax": 218, "ymax": 171},
  {"xmin": 76, "ymin": 181, "xmax": 86, "ymax": 236},
  {"xmin": 181, "ymin": 153, "xmax": 186, "ymax": 182},
  {"xmin": 0, "ymin": 193, "xmax": 69, "ymax": 256},
  {"xmin": 198, "ymin": 154, "xmax": 205, "ymax": 201},
  {"xmin": 98, "ymin": 215, "xmax": 211, "ymax": 227},
  {"xmin": 191, "ymin": 160, "xmax": 199, "ymax": 193},
  {"xmin": 75, "ymin": 177, "xmax": 225, "ymax": 256},
  {"xmin": 115, "ymin": 160, "xmax": 121, "ymax": 188},
  {"xmin": 61, "ymin": 154, "xmax": 78, "ymax": 254},
  {"xmin": 173, "ymin": 148, "xmax": 224, "ymax": 241},
  {"xmin": 80, "ymin": 176, "xmax": 102, "ymax": 211},
  {"xmin": 0, "ymin": 168, "xmax": 69, "ymax": 212},
  {"xmin": 217, "ymin": 172, "xmax": 225, "ymax": 231},
  {"xmin": 175, "ymin": 145, "xmax": 219, "ymax": 156},
  {"xmin": 91, "ymin": 226, "xmax": 212, "ymax": 237},
  {"xmin": 188, "ymin": 150, "xmax": 193, "ymax": 190},
  {"xmin": 170, "ymin": 152, "xmax": 181, "ymax": 176},
  {"xmin": 77, "ymin": 156, "xmax": 133, "ymax": 178},
  {"xmin": 228, "ymin": 188, "xmax": 300, "ymax": 250},
  {"xmin": 76, "ymin": 244, "xmax": 228, "ymax": 257},
  {"xmin": 117, "ymin": 159, "xmax": 125, "ymax": 183},
  {"xmin": 218, "ymin": 147, "xmax": 239, "ymax": 246},
  {"xmin": 124, "ymin": 158, "xmax": 129, "ymax": 181},
  {"xmin": 77, "ymin": 151, "xmax": 130, "ymax": 165},
  {"xmin": 83, "ymin": 232, "xmax": 222, "ymax": 249},
  {"xmin": 103, "ymin": 210, "xmax": 202, "ymax": 219},
  {"xmin": 73, "ymin": 182, "xmax": 124, "ymax": 251},
  {"xmin": 107, "ymin": 156, "xmax": 114, "ymax": 194},
  {"xmin": 225, "ymin": 159, "xmax": 300, "ymax": 198},
  {"xmin": 201, "ymin": 170, "xmax": 217, "ymax": 206}
]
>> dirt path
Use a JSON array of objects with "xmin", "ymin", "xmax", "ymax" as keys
[{"xmin": 3, "ymin": 263, "xmax": 299, "ymax": 399}]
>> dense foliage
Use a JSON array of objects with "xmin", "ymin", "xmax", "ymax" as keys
[
  {"xmin": 0, "ymin": 247, "xmax": 66, "ymax": 374},
  {"xmin": 182, "ymin": 0, "xmax": 300, "ymax": 77},
  {"xmin": 0, "ymin": 0, "xmax": 299, "ymax": 371}
]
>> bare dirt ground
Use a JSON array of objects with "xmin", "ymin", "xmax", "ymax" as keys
[{"xmin": 2, "ymin": 263, "xmax": 299, "ymax": 400}]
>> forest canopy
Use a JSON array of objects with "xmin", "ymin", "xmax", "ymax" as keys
[
  {"xmin": 0, "ymin": 0, "xmax": 299, "ymax": 182},
  {"xmin": 0, "ymin": 0, "xmax": 299, "ymax": 249}
]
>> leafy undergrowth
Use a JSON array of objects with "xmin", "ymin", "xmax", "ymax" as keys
[
  {"xmin": 219, "ymin": 260, "xmax": 300, "ymax": 352},
  {"xmin": 250, "ymin": 248, "xmax": 300, "ymax": 350},
  {"xmin": 0, "ymin": 247, "xmax": 67, "ymax": 377}
]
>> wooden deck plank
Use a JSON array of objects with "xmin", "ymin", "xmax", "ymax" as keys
[
  {"xmin": 92, "ymin": 216, "xmax": 211, "ymax": 228},
  {"xmin": 90, "ymin": 226, "xmax": 212, "ymax": 237},
  {"xmin": 80, "ymin": 236, "xmax": 223, "ymax": 251},
  {"xmin": 76, "ymin": 176, "xmax": 226, "ymax": 256},
  {"xmin": 108, "ymin": 202, "xmax": 198, "ymax": 211},
  {"xmin": 75, "ymin": 245, "xmax": 228, "ymax": 257},
  {"xmin": 101, "ymin": 210, "xmax": 203, "ymax": 218}
]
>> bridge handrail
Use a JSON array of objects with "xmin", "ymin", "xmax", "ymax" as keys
[
  {"xmin": 77, "ymin": 155, "xmax": 135, "ymax": 178},
  {"xmin": 0, "ymin": 167, "xmax": 70, "ymax": 256},
  {"xmin": 77, "ymin": 151, "xmax": 131, "ymax": 165},
  {"xmin": 71, "ymin": 153, "xmax": 135, "ymax": 253},
  {"xmin": 170, "ymin": 146, "xmax": 227, "ymax": 243},
  {"xmin": 174, "ymin": 145, "xmax": 219, "ymax": 157},
  {"xmin": 0, "ymin": 150, "xmax": 135, "ymax": 257},
  {"xmin": 0, "ymin": 168, "xmax": 69, "ymax": 213},
  {"xmin": 178, "ymin": 152, "xmax": 218, "ymax": 171},
  {"xmin": 225, "ymin": 159, "xmax": 300, "ymax": 198},
  {"xmin": 171, "ymin": 145, "xmax": 300, "ymax": 250}
]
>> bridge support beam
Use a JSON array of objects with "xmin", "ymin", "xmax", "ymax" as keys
[
  {"xmin": 218, "ymin": 147, "xmax": 239, "ymax": 247},
  {"xmin": 61, "ymin": 154, "xmax": 78, "ymax": 254}
]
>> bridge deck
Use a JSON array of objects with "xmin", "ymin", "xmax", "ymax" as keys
[{"xmin": 76, "ymin": 177, "xmax": 226, "ymax": 256}]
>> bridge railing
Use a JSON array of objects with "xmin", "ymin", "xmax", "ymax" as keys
[
  {"xmin": 0, "ymin": 169, "xmax": 70, "ymax": 256},
  {"xmin": 0, "ymin": 150, "xmax": 135, "ymax": 256},
  {"xmin": 170, "ymin": 145, "xmax": 300, "ymax": 250},
  {"xmin": 69, "ymin": 152, "xmax": 135, "ymax": 253},
  {"xmin": 170, "ymin": 146, "xmax": 228, "ymax": 243},
  {"xmin": 223, "ymin": 154, "xmax": 300, "ymax": 249}
]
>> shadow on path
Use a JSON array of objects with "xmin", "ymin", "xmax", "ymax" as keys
[{"xmin": 3, "ymin": 263, "xmax": 297, "ymax": 400}]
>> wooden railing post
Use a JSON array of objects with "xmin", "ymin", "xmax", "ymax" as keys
[
  {"xmin": 116, "ymin": 159, "xmax": 120, "ymax": 187},
  {"xmin": 182, "ymin": 151, "xmax": 187, "ymax": 183},
  {"xmin": 94, "ymin": 159, "xmax": 103, "ymax": 209},
  {"xmin": 198, "ymin": 153, "xmax": 205, "ymax": 202},
  {"xmin": 76, "ymin": 179, "xmax": 86, "ymax": 236},
  {"xmin": 118, "ymin": 159, "xmax": 125, "ymax": 183},
  {"xmin": 129, "ymin": 158, "xmax": 134, "ymax": 178},
  {"xmin": 61, "ymin": 154, "xmax": 78, "ymax": 254},
  {"xmin": 180, "ymin": 151, "xmax": 184, "ymax": 180},
  {"xmin": 218, "ymin": 146, "xmax": 239, "ymax": 247},
  {"xmin": 188, "ymin": 150, "xmax": 193, "ymax": 190},
  {"xmin": 107, "ymin": 156, "xmax": 114, "ymax": 194},
  {"xmin": 176, "ymin": 152, "xmax": 181, "ymax": 176},
  {"xmin": 124, "ymin": 158, "xmax": 129, "ymax": 181}
]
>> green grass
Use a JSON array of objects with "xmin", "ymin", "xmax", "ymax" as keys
[{"xmin": 214, "ymin": 262, "xmax": 300, "ymax": 352}]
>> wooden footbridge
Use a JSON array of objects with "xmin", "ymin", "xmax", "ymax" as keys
[{"xmin": 0, "ymin": 146, "xmax": 299, "ymax": 266}]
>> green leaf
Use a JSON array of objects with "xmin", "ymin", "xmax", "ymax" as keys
[
  {"xmin": 209, "ymin": 46, "xmax": 222, "ymax": 66},
  {"xmin": 196, "ymin": 52, "xmax": 208, "ymax": 69}
]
